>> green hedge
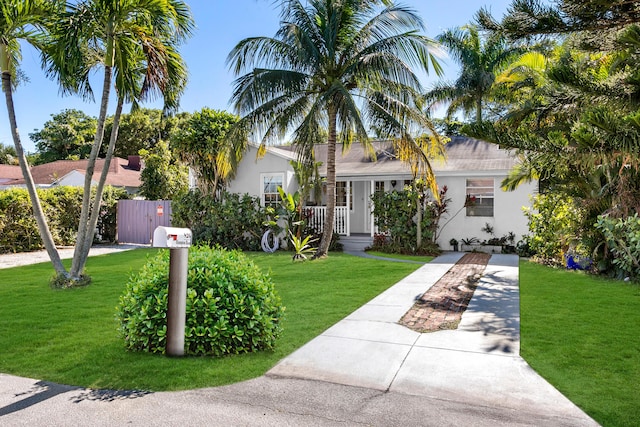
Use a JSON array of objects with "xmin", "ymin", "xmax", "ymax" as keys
[{"xmin": 0, "ymin": 186, "xmax": 129, "ymax": 254}]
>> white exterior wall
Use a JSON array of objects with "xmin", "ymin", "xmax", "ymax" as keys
[
  {"xmin": 226, "ymin": 145, "xmax": 298, "ymax": 201},
  {"xmin": 434, "ymin": 173, "xmax": 536, "ymax": 249}
]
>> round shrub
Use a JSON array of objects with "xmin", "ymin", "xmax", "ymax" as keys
[{"xmin": 116, "ymin": 246, "xmax": 285, "ymax": 356}]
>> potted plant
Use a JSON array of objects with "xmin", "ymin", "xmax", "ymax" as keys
[{"xmin": 449, "ymin": 238, "xmax": 459, "ymax": 252}]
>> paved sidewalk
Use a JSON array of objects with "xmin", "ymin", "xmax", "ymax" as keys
[
  {"xmin": 0, "ymin": 252, "xmax": 599, "ymax": 426},
  {"xmin": 0, "ymin": 244, "xmax": 145, "ymax": 269}
]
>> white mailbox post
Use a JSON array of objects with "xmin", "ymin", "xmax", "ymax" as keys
[{"xmin": 152, "ymin": 226, "xmax": 192, "ymax": 357}]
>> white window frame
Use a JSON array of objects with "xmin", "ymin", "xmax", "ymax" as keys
[
  {"xmin": 260, "ymin": 173, "xmax": 284, "ymax": 207},
  {"xmin": 466, "ymin": 178, "xmax": 494, "ymax": 217}
]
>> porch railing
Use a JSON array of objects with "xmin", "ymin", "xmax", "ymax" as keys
[{"xmin": 305, "ymin": 206, "xmax": 349, "ymax": 235}]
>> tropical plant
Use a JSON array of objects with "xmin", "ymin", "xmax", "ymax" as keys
[
  {"xmin": 596, "ymin": 214, "xmax": 640, "ymax": 280},
  {"xmin": 0, "ymin": 0, "xmax": 67, "ymax": 275},
  {"xmin": 289, "ymin": 231, "xmax": 317, "ymax": 262},
  {"xmin": 45, "ymin": 0, "xmax": 194, "ymax": 285},
  {"xmin": 424, "ymin": 24, "xmax": 526, "ymax": 125},
  {"xmin": 227, "ymin": 0, "xmax": 445, "ymax": 258},
  {"xmin": 170, "ymin": 107, "xmax": 247, "ymax": 196},
  {"xmin": 117, "ymin": 246, "xmax": 285, "ymax": 356}
]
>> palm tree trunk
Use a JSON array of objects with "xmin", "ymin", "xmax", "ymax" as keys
[
  {"xmin": 315, "ymin": 105, "xmax": 338, "ymax": 258},
  {"xmin": 70, "ymin": 65, "xmax": 112, "ymax": 278},
  {"xmin": 1, "ymin": 63, "xmax": 66, "ymax": 275},
  {"xmin": 73, "ymin": 96, "xmax": 123, "ymax": 275},
  {"xmin": 476, "ymin": 98, "xmax": 482, "ymax": 124}
]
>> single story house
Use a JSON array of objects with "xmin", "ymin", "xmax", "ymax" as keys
[
  {"xmin": 0, "ymin": 156, "xmax": 142, "ymax": 194},
  {"xmin": 227, "ymin": 136, "xmax": 538, "ymax": 248}
]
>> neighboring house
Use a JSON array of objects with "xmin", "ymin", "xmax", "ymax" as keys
[
  {"xmin": 0, "ymin": 164, "xmax": 23, "ymax": 186},
  {"xmin": 0, "ymin": 156, "xmax": 143, "ymax": 194},
  {"xmin": 227, "ymin": 137, "xmax": 537, "ymax": 248}
]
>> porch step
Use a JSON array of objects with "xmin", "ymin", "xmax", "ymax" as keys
[{"xmin": 340, "ymin": 234, "xmax": 373, "ymax": 253}]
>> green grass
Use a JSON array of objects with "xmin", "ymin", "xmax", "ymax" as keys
[
  {"xmin": 520, "ymin": 261, "xmax": 640, "ymax": 427},
  {"xmin": 365, "ymin": 251, "xmax": 433, "ymax": 263},
  {"xmin": 0, "ymin": 249, "xmax": 419, "ymax": 391}
]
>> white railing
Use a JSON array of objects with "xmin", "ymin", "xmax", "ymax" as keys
[{"xmin": 305, "ymin": 206, "xmax": 349, "ymax": 235}]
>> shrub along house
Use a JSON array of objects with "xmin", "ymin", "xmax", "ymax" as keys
[{"xmin": 226, "ymin": 136, "xmax": 537, "ymax": 249}]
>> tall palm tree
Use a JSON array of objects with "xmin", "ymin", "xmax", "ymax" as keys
[
  {"xmin": 425, "ymin": 24, "xmax": 525, "ymax": 125},
  {"xmin": 0, "ymin": 0, "xmax": 67, "ymax": 275},
  {"xmin": 46, "ymin": 0, "xmax": 193, "ymax": 281},
  {"xmin": 228, "ymin": 0, "xmax": 444, "ymax": 257}
]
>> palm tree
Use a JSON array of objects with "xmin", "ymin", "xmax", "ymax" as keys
[
  {"xmin": 46, "ymin": 0, "xmax": 193, "ymax": 282},
  {"xmin": 425, "ymin": 24, "xmax": 525, "ymax": 125},
  {"xmin": 0, "ymin": 0, "xmax": 67, "ymax": 275},
  {"xmin": 227, "ymin": 0, "xmax": 444, "ymax": 257}
]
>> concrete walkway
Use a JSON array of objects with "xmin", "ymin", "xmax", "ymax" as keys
[{"xmin": 0, "ymin": 251, "xmax": 599, "ymax": 426}]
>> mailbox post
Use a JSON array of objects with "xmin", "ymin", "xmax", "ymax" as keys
[{"xmin": 152, "ymin": 226, "xmax": 192, "ymax": 357}]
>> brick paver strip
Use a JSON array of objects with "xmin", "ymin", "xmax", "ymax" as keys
[{"xmin": 399, "ymin": 253, "xmax": 491, "ymax": 333}]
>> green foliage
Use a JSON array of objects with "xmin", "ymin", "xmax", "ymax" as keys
[
  {"xmin": 289, "ymin": 231, "xmax": 317, "ymax": 262},
  {"xmin": 107, "ymin": 108, "xmax": 174, "ymax": 158},
  {"xmin": 138, "ymin": 139, "xmax": 188, "ymax": 200},
  {"xmin": 172, "ymin": 189, "xmax": 269, "ymax": 251},
  {"xmin": 0, "ymin": 142, "xmax": 17, "ymax": 164},
  {"xmin": 0, "ymin": 186, "xmax": 128, "ymax": 253},
  {"xmin": 522, "ymin": 193, "xmax": 583, "ymax": 265},
  {"xmin": 170, "ymin": 108, "xmax": 246, "ymax": 195},
  {"xmin": 370, "ymin": 189, "xmax": 439, "ymax": 255},
  {"xmin": 596, "ymin": 214, "xmax": 640, "ymax": 280},
  {"xmin": 29, "ymin": 109, "xmax": 99, "ymax": 164},
  {"xmin": 116, "ymin": 246, "xmax": 284, "ymax": 356}
]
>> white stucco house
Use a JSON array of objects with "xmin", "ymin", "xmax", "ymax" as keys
[{"xmin": 227, "ymin": 136, "xmax": 537, "ymax": 249}]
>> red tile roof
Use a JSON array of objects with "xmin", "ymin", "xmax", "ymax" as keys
[{"xmin": 5, "ymin": 157, "xmax": 141, "ymax": 188}]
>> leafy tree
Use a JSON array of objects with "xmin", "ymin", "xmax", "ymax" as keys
[
  {"xmin": 170, "ymin": 107, "xmax": 246, "ymax": 196},
  {"xmin": 138, "ymin": 139, "xmax": 188, "ymax": 200},
  {"xmin": 106, "ymin": 108, "xmax": 177, "ymax": 158},
  {"xmin": 0, "ymin": 142, "xmax": 17, "ymax": 164},
  {"xmin": 424, "ymin": 25, "xmax": 526, "ymax": 125},
  {"xmin": 46, "ymin": 0, "xmax": 194, "ymax": 283},
  {"xmin": 29, "ymin": 108, "xmax": 99, "ymax": 163},
  {"xmin": 227, "ymin": 0, "xmax": 444, "ymax": 258}
]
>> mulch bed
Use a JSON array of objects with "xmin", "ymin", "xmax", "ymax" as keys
[{"xmin": 399, "ymin": 252, "xmax": 491, "ymax": 333}]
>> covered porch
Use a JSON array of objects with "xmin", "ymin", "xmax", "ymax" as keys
[{"xmin": 305, "ymin": 178, "xmax": 407, "ymax": 237}]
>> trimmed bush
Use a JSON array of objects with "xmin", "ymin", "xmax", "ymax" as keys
[{"xmin": 116, "ymin": 246, "xmax": 285, "ymax": 356}]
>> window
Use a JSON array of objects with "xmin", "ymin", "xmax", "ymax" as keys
[
  {"xmin": 261, "ymin": 173, "xmax": 283, "ymax": 207},
  {"xmin": 466, "ymin": 178, "xmax": 494, "ymax": 217},
  {"xmin": 336, "ymin": 181, "xmax": 352, "ymax": 210},
  {"xmin": 374, "ymin": 181, "xmax": 385, "ymax": 194}
]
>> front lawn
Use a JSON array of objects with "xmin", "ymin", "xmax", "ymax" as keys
[
  {"xmin": 365, "ymin": 251, "xmax": 433, "ymax": 263},
  {"xmin": 0, "ymin": 249, "xmax": 419, "ymax": 391},
  {"xmin": 520, "ymin": 261, "xmax": 640, "ymax": 427}
]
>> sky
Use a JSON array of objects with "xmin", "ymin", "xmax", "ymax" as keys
[{"xmin": 0, "ymin": 0, "xmax": 515, "ymax": 153}]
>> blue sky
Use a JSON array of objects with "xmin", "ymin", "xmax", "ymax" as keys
[{"xmin": 1, "ymin": 0, "xmax": 513, "ymax": 153}]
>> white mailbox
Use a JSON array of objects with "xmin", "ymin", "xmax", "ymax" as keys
[{"xmin": 152, "ymin": 226, "xmax": 192, "ymax": 248}]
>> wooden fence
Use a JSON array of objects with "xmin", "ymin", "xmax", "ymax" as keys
[{"xmin": 117, "ymin": 200, "xmax": 172, "ymax": 244}]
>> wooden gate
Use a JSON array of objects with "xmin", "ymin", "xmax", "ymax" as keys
[{"xmin": 117, "ymin": 200, "xmax": 172, "ymax": 244}]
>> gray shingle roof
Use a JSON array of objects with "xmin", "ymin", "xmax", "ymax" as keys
[{"xmin": 267, "ymin": 136, "xmax": 517, "ymax": 178}]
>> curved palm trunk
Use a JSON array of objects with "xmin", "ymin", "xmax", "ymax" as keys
[
  {"xmin": 1, "ymin": 59, "xmax": 66, "ymax": 275},
  {"xmin": 72, "ymin": 96, "xmax": 123, "ymax": 276},
  {"xmin": 70, "ymin": 65, "xmax": 112, "ymax": 278},
  {"xmin": 315, "ymin": 105, "xmax": 338, "ymax": 258}
]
